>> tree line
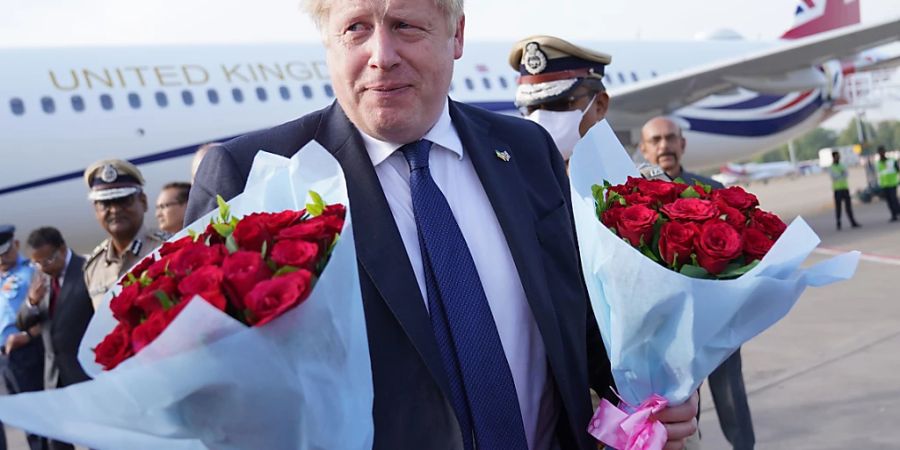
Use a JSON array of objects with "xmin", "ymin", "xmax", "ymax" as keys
[{"xmin": 753, "ymin": 119, "xmax": 900, "ymax": 163}]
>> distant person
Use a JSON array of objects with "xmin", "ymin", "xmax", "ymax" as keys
[
  {"xmin": 191, "ymin": 142, "xmax": 222, "ymax": 183},
  {"xmin": 640, "ymin": 116, "xmax": 755, "ymax": 450},
  {"xmin": 875, "ymin": 145, "xmax": 899, "ymax": 222},
  {"xmin": 17, "ymin": 227, "xmax": 92, "ymax": 450},
  {"xmin": 509, "ymin": 35, "xmax": 610, "ymax": 165},
  {"xmin": 0, "ymin": 225, "xmax": 47, "ymax": 450},
  {"xmin": 82, "ymin": 160, "xmax": 163, "ymax": 309},
  {"xmin": 155, "ymin": 182, "xmax": 191, "ymax": 236},
  {"xmin": 829, "ymin": 151, "xmax": 860, "ymax": 230}
]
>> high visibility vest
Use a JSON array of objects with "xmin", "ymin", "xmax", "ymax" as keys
[
  {"xmin": 877, "ymin": 159, "xmax": 899, "ymax": 188},
  {"xmin": 830, "ymin": 164, "xmax": 849, "ymax": 191}
]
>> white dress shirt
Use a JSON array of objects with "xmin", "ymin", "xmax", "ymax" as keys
[{"xmin": 359, "ymin": 101, "xmax": 555, "ymax": 450}]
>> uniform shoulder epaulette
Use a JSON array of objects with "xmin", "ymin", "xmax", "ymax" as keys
[{"xmin": 85, "ymin": 240, "xmax": 108, "ymax": 266}]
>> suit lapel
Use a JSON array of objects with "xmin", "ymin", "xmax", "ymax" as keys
[
  {"xmin": 312, "ymin": 104, "xmax": 452, "ymax": 397},
  {"xmin": 448, "ymin": 101, "xmax": 568, "ymax": 384},
  {"xmin": 50, "ymin": 254, "xmax": 84, "ymax": 327}
]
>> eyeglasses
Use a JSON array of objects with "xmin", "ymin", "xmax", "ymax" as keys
[
  {"xmin": 156, "ymin": 200, "xmax": 185, "ymax": 211},
  {"xmin": 32, "ymin": 249, "xmax": 61, "ymax": 267},
  {"xmin": 93, "ymin": 194, "xmax": 138, "ymax": 212}
]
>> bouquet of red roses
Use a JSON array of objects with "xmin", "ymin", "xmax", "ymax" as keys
[
  {"xmin": 95, "ymin": 194, "xmax": 345, "ymax": 370},
  {"xmin": 569, "ymin": 122, "xmax": 859, "ymax": 450},
  {"xmin": 593, "ymin": 176, "xmax": 787, "ymax": 279},
  {"xmin": 0, "ymin": 143, "xmax": 373, "ymax": 450}
]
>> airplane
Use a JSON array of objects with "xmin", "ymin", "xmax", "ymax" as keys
[
  {"xmin": 711, "ymin": 160, "xmax": 821, "ymax": 186},
  {"xmin": 1, "ymin": 0, "xmax": 899, "ymax": 252}
]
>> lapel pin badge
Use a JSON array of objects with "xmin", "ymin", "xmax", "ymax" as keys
[{"xmin": 495, "ymin": 150, "xmax": 511, "ymax": 162}]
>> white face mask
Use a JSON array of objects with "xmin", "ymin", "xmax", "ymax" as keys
[{"xmin": 526, "ymin": 94, "xmax": 596, "ymax": 161}]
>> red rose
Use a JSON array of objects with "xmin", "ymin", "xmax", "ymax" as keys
[
  {"xmin": 232, "ymin": 213, "xmax": 274, "ymax": 252},
  {"xmin": 178, "ymin": 266, "xmax": 228, "ymax": 311},
  {"xmin": 600, "ymin": 206, "xmax": 624, "ymax": 231},
  {"xmin": 742, "ymin": 228, "xmax": 774, "ymax": 262},
  {"xmin": 748, "ymin": 209, "xmax": 787, "ymax": 240},
  {"xmin": 621, "ymin": 192, "xmax": 654, "ymax": 207},
  {"xmin": 660, "ymin": 198, "xmax": 719, "ymax": 222},
  {"xmin": 684, "ymin": 184, "xmax": 711, "ymax": 199},
  {"xmin": 322, "ymin": 203, "xmax": 347, "ymax": 219},
  {"xmin": 244, "ymin": 270, "xmax": 313, "ymax": 326},
  {"xmin": 109, "ymin": 283, "xmax": 143, "ymax": 327},
  {"xmin": 222, "ymin": 251, "xmax": 273, "ymax": 308},
  {"xmin": 278, "ymin": 220, "xmax": 330, "ymax": 242},
  {"xmin": 607, "ymin": 184, "xmax": 633, "ymax": 198},
  {"xmin": 658, "ymin": 221, "xmax": 698, "ymax": 267},
  {"xmin": 128, "ymin": 255, "xmax": 155, "ymax": 280},
  {"xmin": 94, "ymin": 323, "xmax": 134, "ymax": 370},
  {"xmin": 146, "ymin": 255, "xmax": 172, "ymax": 279},
  {"xmin": 134, "ymin": 276, "xmax": 178, "ymax": 315},
  {"xmin": 712, "ymin": 186, "xmax": 759, "ymax": 211},
  {"xmin": 262, "ymin": 210, "xmax": 304, "ymax": 234},
  {"xmin": 168, "ymin": 243, "xmax": 226, "ymax": 277},
  {"xmin": 158, "ymin": 235, "xmax": 196, "ymax": 257},
  {"xmin": 131, "ymin": 310, "xmax": 171, "ymax": 353},
  {"xmin": 617, "ymin": 204, "xmax": 659, "ymax": 247},
  {"xmin": 695, "ymin": 220, "xmax": 743, "ymax": 275},
  {"xmin": 717, "ymin": 203, "xmax": 747, "ymax": 232},
  {"xmin": 270, "ymin": 239, "xmax": 320, "ymax": 269},
  {"xmin": 199, "ymin": 222, "xmax": 227, "ymax": 245},
  {"xmin": 635, "ymin": 179, "xmax": 679, "ymax": 205}
]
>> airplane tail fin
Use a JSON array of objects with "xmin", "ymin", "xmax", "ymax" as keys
[{"xmin": 780, "ymin": 0, "xmax": 860, "ymax": 40}]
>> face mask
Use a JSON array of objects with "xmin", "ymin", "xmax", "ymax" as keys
[{"xmin": 526, "ymin": 94, "xmax": 596, "ymax": 161}]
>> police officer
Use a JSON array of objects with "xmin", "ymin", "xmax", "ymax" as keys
[
  {"xmin": 83, "ymin": 160, "xmax": 164, "ymax": 309},
  {"xmin": 830, "ymin": 151, "xmax": 860, "ymax": 230},
  {"xmin": 875, "ymin": 146, "xmax": 900, "ymax": 222},
  {"xmin": 509, "ymin": 35, "xmax": 611, "ymax": 164}
]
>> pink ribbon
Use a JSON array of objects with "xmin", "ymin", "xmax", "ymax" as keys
[{"xmin": 587, "ymin": 394, "xmax": 668, "ymax": 450}]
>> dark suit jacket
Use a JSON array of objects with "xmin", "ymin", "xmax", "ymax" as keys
[
  {"xmin": 185, "ymin": 100, "xmax": 613, "ymax": 449},
  {"xmin": 17, "ymin": 253, "xmax": 93, "ymax": 388}
]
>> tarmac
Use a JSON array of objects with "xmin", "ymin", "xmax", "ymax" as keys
[{"xmin": 4, "ymin": 167, "xmax": 899, "ymax": 450}]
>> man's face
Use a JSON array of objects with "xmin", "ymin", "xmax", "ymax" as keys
[
  {"xmin": 0, "ymin": 240, "xmax": 19, "ymax": 269},
  {"xmin": 93, "ymin": 192, "xmax": 147, "ymax": 241},
  {"xmin": 155, "ymin": 188, "xmax": 187, "ymax": 234},
  {"xmin": 323, "ymin": 0, "xmax": 464, "ymax": 144},
  {"xmin": 30, "ymin": 244, "xmax": 65, "ymax": 276},
  {"xmin": 640, "ymin": 118, "xmax": 686, "ymax": 173}
]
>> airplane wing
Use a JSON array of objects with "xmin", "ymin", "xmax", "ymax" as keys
[{"xmin": 606, "ymin": 16, "xmax": 900, "ymax": 128}]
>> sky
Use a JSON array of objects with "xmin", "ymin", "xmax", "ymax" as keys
[{"xmin": 2, "ymin": 0, "xmax": 898, "ymax": 126}]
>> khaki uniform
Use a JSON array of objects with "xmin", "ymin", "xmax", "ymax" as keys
[{"xmin": 84, "ymin": 230, "xmax": 164, "ymax": 308}]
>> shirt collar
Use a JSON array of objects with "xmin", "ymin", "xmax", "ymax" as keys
[{"xmin": 359, "ymin": 99, "xmax": 464, "ymax": 168}]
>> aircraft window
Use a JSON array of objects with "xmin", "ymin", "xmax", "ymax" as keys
[
  {"xmin": 482, "ymin": 78, "xmax": 491, "ymax": 90},
  {"xmin": 182, "ymin": 90, "xmax": 195, "ymax": 106},
  {"xmin": 10, "ymin": 98, "xmax": 25, "ymax": 115},
  {"xmin": 651, "ymin": 70, "xmax": 658, "ymax": 78},
  {"xmin": 631, "ymin": 72, "xmax": 639, "ymax": 82},
  {"xmin": 617, "ymin": 73, "xmax": 626, "ymax": 84},
  {"xmin": 604, "ymin": 74, "xmax": 612, "ymax": 85},
  {"xmin": 279, "ymin": 86, "xmax": 290, "ymax": 100},
  {"xmin": 41, "ymin": 97, "xmax": 56, "ymax": 114},
  {"xmin": 256, "ymin": 87, "xmax": 268, "ymax": 102},
  {"xmin": 128, "ymin": 93, "xmax": 141, "ymax": 109},
  {"xmin": 498, "ymin": 77, "xmax": 508, "ymax": 89},
  {"xmin": 232, "ymin": 88, "xmax": 244, "ymax": 103},
  {"xmin": 323, "ymin": 84, "xmax": 334, "ymax": 98},
  {"xmin": 465, "ymin": 78, "xmax": 474, "ymax": 90},
  {"xmin": 207, "ymin": 89, "xmax": 220, "ymax": 104},
  {"xmin": 301, "ymin": 85, "xmax": 313, "ymax": 99},
  {"xmin": 71, "ymin": 95, "xmax": 85, "ymax": 112},
  {"xmin": 155, "ymin": 92, "xmax": 169, "ymax": 108},
  {"xmin": 100, "ymin": 94, "xmax": 114, "ymax": 111}
]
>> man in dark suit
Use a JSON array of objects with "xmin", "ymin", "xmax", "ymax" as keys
[
  {"xmin": 186, "ymin": 1, "xmax": 697, "ymax": 448},
  {"xmin": 16, "ymin": 227, "xmax": 93, "ymax": 450}
]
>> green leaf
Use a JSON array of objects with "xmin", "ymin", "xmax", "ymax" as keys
[
  {"xmin": 672, "ymin": 177, "xmax": 687, "ymax": 184},
  {"xmin": 225, "ymin": 235, "xmax": 239, "ymax": 254},
  {"xmin": 260, "ymin": 240, "xmax": 268, "ymax": 260},
  {"xmin": 216, "ymin": 195, "xmax": 231, "ymax": 223},
  {"xmin": 680, "ymin": 264, "xmax": 711, "ymax": 279},
  {"xmin": 139, "ymin": 272, "xmax": 153, "ymax": 287},
  {"xmin": 274, "ymin": 265, "xmax": 300, "ymax": 277},
  {"xmin": 717, "ymin": 260, "xmax": 760, "ymax": 279},
  {"xmin": 154, "ymin": 290, "xmax": 175, "ymax": 310},
  {"xmin": 680, "ymin": 187, "xmax": 701, "ymax": 199},
  {"xmin": 307, "ymin": 190, "xmax": 325, "ymax": 217},
  {"xmin": 187, "ymin": 228, "xmax": 199, "ymax": 241},
  {"xmin": 212, "ymin": 223, "xmax": 233, "ymax": 238}
]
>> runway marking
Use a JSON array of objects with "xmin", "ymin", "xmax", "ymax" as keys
[{"xmin": 814, "ymin": 246, "xmax": 900, "ymax": 266}]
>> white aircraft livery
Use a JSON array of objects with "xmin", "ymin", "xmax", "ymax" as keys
[{"xmin": 1, "ymin": 0, "xmax": 899, "ymax": 251}]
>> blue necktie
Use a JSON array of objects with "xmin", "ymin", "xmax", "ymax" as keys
[{"xmin": 401, "ymin": 140, "xmax": 529, "ymax": 450}]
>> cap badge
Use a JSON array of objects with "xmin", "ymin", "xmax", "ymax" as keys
[
  {"xmin": 99, "ymin": 164, "xmax": 118, "ymax": 183},
  {"xmin": 523, "ymin": 42, "xmax": 548, "ymax": 75},
  {"xmin": 495, "ymin": 150, "xmax": 511, "ymax": 162}
]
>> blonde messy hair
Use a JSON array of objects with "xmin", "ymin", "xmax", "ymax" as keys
[{"xmin": 301, "ymin": 0, "xmax": 464, "ymax": 32}]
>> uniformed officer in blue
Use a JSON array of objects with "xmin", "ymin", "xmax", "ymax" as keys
[
  {"xmin": 0, "ymin": 225, "xmax": 47, "ymax": 450},
  {"xmin": 82, "ymin": 160, "xmax": 163, "ymax": 309}
]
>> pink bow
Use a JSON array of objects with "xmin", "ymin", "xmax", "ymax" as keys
[{"xmin": 587, "ymin": 394, "xmax": 668, "ymax": 450}]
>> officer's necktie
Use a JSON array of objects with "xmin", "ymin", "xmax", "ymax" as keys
[
  {"xmin": 400, "ymin": 140, "xmax": 529, "ymax": 450},
  {"xmin": 49, "ymin": 276, "xmax": 60, "ymax": 317}
]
